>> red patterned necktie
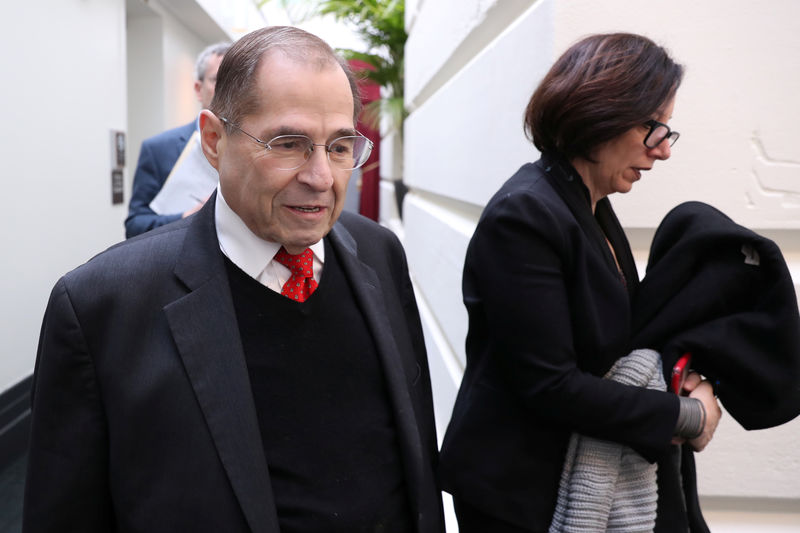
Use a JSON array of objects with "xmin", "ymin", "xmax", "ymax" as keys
[{"xmin": 273, "ymin": 246, "xmax": 318, "ymax": 302}]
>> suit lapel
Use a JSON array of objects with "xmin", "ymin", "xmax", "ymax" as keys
[
  {"xmin": 164, "ymin": 197, "xmax": 280, "ymax": 533},
  {"xmin": 327, "ymin": 224, "xmax": 430, "ymax": 525}
]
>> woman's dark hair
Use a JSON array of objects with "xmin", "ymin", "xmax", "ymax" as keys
[{"xmin": 524, "ymin": 33, "xmax": 684, "ymax": 161}]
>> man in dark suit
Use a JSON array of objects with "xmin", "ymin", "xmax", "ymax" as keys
[
  {"xmin": 125, "ymin": 41, "xmax": 230, "ymax": 238},
  {"xmin": 24, "ymin": 26, "xmax": 443, "ymax": 533}
]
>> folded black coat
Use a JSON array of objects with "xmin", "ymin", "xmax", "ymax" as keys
[
  {"xmin": 631, "ymin": 201, "xmax": 800, "ymax": 533},
  {"xmin": 632, "ymin": 201, "xmax": 800, "ymax": 429}
]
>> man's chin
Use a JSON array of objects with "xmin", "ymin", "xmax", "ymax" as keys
[{"xmin": 280, "ymin": 228, "xmax": 332, "ymax": 252}]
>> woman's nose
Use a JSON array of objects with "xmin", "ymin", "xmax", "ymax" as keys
[{"xmin": 649, "ymin": 138, "xmax": 672, "ymax": 160}]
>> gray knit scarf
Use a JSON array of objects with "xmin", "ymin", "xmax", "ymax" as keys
[{"xmin": 549, "ymin": 348, "xmax": 666, "ymax": 533}]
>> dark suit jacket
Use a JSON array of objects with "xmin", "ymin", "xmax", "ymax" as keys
[
  {"xmin": 125, "ymin": 121, "xmax": 196, "ymax": 238},
  {"xmin": 438, "ymin": 153, "xmax": 680, "ymax": 530},
  {"xmin": 25, "ymin": 195, "xmax": 443, "ymax": 533}
]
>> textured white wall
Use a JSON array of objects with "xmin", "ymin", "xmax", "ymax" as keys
[
  {"xmin": 404, "ymin": 0, "xmax": 800, "ymax": 529},
  {"xmin": 553, "ymin": 0, "xmax": 800, "ymax": 230}
]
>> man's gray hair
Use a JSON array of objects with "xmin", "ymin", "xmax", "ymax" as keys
[
  {"xmin": 209, "ymin": 26, "xmax": 362, "ymax": 127},
  {"xmin": 195, "ymin": 42, "xmax": 231, "ymax": 81}
]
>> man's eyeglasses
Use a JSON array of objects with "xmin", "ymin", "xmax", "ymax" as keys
[
  {"xmin": 643, "ymin": 119, "xmax": 680, "ymax": 149},
  {"xmin": 220, "ymin": 117, "xmax": 374, "ymax": 171}
]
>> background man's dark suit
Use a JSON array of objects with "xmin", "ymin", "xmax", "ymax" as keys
[
  {"xmin": 25, "ymin": 195, "xmax": 442, "ymax": 532},
  {"xmin": 125, "ymin": 121, "xmax": 195, "ymax": 238}
]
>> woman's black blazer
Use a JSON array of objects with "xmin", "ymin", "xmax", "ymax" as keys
[{"xmin": 439, "ymin": 153, "xmax": 680, "ymax": 529}]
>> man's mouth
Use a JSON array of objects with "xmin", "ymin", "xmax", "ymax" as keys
[{"xmin": 292, "ymin": 206, "xmax": 321, "ymax": 213}]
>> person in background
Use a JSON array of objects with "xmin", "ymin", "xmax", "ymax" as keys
[
  {"xmin": 25, "ymin": 26, "xmax": 443, "ymax": 533},
  {"xmin": 438, "ymin": 33, "xmax": 722, "ymax": 532},
  {"xmin": 124, "ymin": 41, "xmax": 230, "ymax": 238}
]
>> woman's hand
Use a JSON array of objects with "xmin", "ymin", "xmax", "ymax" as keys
[
  {"xmin": 682, "ymin": 371, "xmax": 703, "ymax": 393},
  {"xmin": 683, "ymin": 374, "xmax": 722, "ymax": 451}
]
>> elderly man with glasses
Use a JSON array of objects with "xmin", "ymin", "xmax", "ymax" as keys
[{"xmin": 25, "ymin": 26, "xmax": 444, "ymax": 533}]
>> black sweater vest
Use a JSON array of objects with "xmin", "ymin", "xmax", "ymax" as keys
[{"xmin": 224, "ymin": 242, "xmax": 411, "ymax": 533}]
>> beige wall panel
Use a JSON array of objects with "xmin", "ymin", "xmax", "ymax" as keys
[
  {"xmin": 404, "ymin": 0, "xmax": 554, "ymax": 206},
  {"xmin": 403, "ymin": 193, "xmax": 478, "ymax": 369}
]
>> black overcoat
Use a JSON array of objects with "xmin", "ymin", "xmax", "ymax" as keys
[{"xmin": 24, "ymin": 194, "xmax": 444, "ymax": 533}]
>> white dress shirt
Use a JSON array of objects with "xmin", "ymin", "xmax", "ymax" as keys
[{"xmin": 214, "ymin": 187, "xmax": 324, "ymax": 293}]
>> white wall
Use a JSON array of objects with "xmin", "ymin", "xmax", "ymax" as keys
[
  {"xmin": 0, "ymin": 0, "xmax": 128, "ymax": 393},
  {"xmin": 127, "ymin": 7, "xmax": 166, "ymax": 188},
  {"xmin": 0, "ymin": 0, "xmax": 263, "ymax": 395},
  {"xmin": 161, "ymin": 13, "xmax": 207, "ymax": 129},
  {"xmin": 404, "ymin": 0, "xmax": 800, "ymax": 529}
]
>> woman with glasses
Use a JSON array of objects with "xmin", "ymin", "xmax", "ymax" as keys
[{"xmin": 439, "ymin": 33, "xmax": 721, "ymax": 532}]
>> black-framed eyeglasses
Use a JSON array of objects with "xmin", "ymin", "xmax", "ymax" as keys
[
  {"xmin": 220, "ymin": 117, "xmax": 374, "ymax": 171},
  {"xmin": 643, "ymin": 119, "xmax": 680, "ymax": 149}
]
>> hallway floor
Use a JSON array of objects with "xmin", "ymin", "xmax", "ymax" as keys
[{"xmin": 0, "ymin": 453, "xmax": 25, "ymax": 533}]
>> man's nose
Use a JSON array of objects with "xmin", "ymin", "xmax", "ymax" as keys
[{"xmin": 297, "ymin": 147, "xmax": 334, "ymax": 190}]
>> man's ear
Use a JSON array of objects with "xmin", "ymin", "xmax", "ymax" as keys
[
  {"xmin": 194, "ymin": 80, "xmax": 203, "ymax": 103},
  {"xmin": 199, "ymin": 110, "xmax": 223, "ymax": 170}
]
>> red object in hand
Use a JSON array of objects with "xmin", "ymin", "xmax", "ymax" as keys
[{"xmin": 671, "ymin": 352, "xmax": 692, "ymax": 394}]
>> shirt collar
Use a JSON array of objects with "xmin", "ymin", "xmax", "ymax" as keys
[
  {"xmin": 214, "ymin": 187, "xmax": 325, "ymax": 279},
  {"xmin": 541, "ymin": 151, "xmax": 592, "ymax": 208}
]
